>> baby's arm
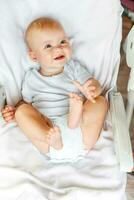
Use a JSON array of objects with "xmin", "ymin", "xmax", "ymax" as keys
[{"xmin": 73, "ymin": 78, "xmax": 102, "ymax": 103}]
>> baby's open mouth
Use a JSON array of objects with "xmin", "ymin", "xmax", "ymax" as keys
[{"xmin": 54, "ymin": 55, "xmax": 65, "ymax": 60}]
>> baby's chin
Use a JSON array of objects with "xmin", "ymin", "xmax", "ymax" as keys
[{"xmin": 54, "ymin": 59, "xmax": 69, "ymax": 67}]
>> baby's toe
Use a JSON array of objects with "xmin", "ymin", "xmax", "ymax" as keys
[{"xmin": 54, "ymin": 126, "xmax": 60, "ymax": 133}]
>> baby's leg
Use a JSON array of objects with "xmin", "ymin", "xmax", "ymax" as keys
[
  {"xmin": 80, "ymin": 96, "xmax": 108, "ymax": 150},
  {"xmin": 30, "ymin": 126, "xmax": 63, "ymax": 153},
  {"xmin": 15, "ymin": 103, "xmax": 63, "ymax": 153},
  {"xmin": 48, "ymin": 126, "xmax": 63, "ymax": 150},
  {"xmin": 68, "ymin": 93, "xmax": 83, "ymax": 129}
]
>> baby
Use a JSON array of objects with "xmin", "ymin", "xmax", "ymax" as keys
[{"xmin": 2, "ymin": 17, "xmax": 108, "ymax": 154}]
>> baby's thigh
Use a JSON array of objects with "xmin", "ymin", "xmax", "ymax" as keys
[{"xmin": 82, "ymin": 96, "xmax": 108, "ymax": 124}]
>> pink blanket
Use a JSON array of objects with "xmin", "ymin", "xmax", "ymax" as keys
[{"xmin": 121, "ymin": 0, "xmax": 134, "ymax": 11}]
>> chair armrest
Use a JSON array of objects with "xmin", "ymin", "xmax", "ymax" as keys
[
  {"xmin": 0, "ymin": 84, "xmax": 6, "ymax": 110},
  {"xmin": 0, "ymin": 85, "xmax": 6, "ymax": 125},
  {"xmin": 126, "ymin": 90, "xmax": 134, "ymax": 129},
  {"xmin": 109, "ymin": 91, "xmax": 133, "ymax": 172}
]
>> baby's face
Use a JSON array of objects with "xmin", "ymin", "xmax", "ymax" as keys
[{"xmin": 29, "ymin": 28, "xmax": 72, "ymax": 69}]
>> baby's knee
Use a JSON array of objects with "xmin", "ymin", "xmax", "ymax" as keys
[
  {"xmin": 96, "ymin": 96, "xmax": 109, "ymax": 111},
  {"xmin": 82, "ymin": 96, "xmax": 108, "ymax": 123},
  {"xmin": 15, "ymin": 103, "xmax": 29, "ymax": 119}
]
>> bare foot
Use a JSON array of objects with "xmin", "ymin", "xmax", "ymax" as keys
[
  {"xmin": 48, "ymin": 126, "xmax": 63, "ymax": 150},
  {"xmin": 68, "ymin": 93, "xmax": 83, "ymax": 129}
]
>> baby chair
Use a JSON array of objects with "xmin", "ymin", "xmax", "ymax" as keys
[
  {"xmin": 125, "ymin": 25, "xmax": 134, "ymax": 133},
  {"xmin": 0, "ymin": 0, "xmax": 133, "ymax": 199}
]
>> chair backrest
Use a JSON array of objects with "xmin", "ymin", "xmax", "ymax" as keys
[
  {"xmin": 126, "ymin": 25, "xmax": 134, "ymax": 70},
  {"xmin": 125, "ymin": 25, "xmax": 134, "ymax": 128},
  {"xmin": 0, "ymin": 0, "xmax": 123, "ymax": 105}
]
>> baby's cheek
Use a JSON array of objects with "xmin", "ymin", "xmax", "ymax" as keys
[{"xmin": 65, "ymin": 46, "xmax": 72, "ymax": 59}]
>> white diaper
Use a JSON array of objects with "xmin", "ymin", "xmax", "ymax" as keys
[{"xmin": 48, "ymin": 115, "xmax": 88, "ymax": 163}]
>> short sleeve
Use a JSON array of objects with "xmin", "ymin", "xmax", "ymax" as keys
[
  {"xmin": 73, "ymin": 60, "xmax": 92, "ymax": 84},
  {"xmin": 21, "ymin": 71, "xmax": 33, "ymax": 103}
]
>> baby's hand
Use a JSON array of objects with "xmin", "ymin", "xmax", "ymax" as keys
[
  {"xmin": 73, "ymin": 79, "xmax": 101, "ymax": 103},
  {"xmin": 1, "ymin": 105, "xmax": 16, "ymax": 122}
]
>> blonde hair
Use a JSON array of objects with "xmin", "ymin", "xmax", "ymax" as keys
[{"xmin": 25, "ymin": 17, "xmax": 63, "ymax": 48}]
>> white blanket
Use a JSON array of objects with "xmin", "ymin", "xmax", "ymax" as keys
[
  {"xmin": 0, "ymin": 0, "xmax": 127, "ymax": 199},
  {"xmin": 0, "ymin": 118, "xmax": 127, "ymax": 200}
]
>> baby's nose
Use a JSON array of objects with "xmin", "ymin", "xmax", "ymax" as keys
[{"xmin": 54, "ymin": 44, "xmax": 63, "ymax": 51}]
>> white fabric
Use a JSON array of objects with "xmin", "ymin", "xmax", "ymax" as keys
[
  {"xmin": 0, "ymin": 0, "xmax": 127, "ymax": 199},
  {"xmin": 0, "ymin": 116, "xmax": 127, "ymax": 200},
  {"xmin": 22, "ymin": 59, "xmax": 91, "ymax": 120}
]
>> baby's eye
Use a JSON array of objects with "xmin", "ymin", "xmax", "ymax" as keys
[
  {"xmin": 60, "ymin": 40, "xmax": 68, "ymax": 45},
  {"xmin": 44, "ymin": 44, "xmax": 52, "ymax": 49}
]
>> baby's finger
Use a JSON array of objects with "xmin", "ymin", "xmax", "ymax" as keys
[
  {"xmin": 3, "ymin": 105, "xmax": 15, "ymax": 112},
  {"xmin": 86, "ymin": 94, "xmax": 96, "ymax": 103},
  {"xmin": 3, "ymin": 110, "xmax": 15, "ymax": 117},
  {"xmin": 8, "ymin": 106, "xmax": 15, "ymax": 110},
  {"xmin": 49, "ymin": 128, "xmax": 53, "ymax": 132},
  {"xmin": 54, "ymin": 125, "xmax": 60, "ymax": 132},
  {"xmin": 4, "ymin": 115, "xmax": 14, "ymax": 122},
  {"xmin": 68, "ymin": 92, "xmax": 75, "ymax": 98},
  {"xmin": 87, "ymin": 85, "xmax": 96, "ymax": 91},
  {"xmin": 4, "ymin": 105, "xmax": 11, "ymax": 110},
  {"xmin": 90, "ymin": 91, "xmax": 96, "ymax": 97},
  {"xmin": 1, "ymin": 109, "xmax": 7, "ymax": 114},
  {"xmin": 72, "ymin": 81, "xmax": 84, "ymax": 93},
  {"xmin": 46, "ymin": 134, "xmax": 50, "ymax": 140},
  {"xmin": 46, "ymin": 136, "xmax": 50, "ymax": 144},
  {"xmin": 49, "ymin": 128, "xmax": 55, "ymax": 135},
  {"xmin": 53, "ymin": 126, "xmax": 58, "ymax": 132},
  {"xmin": 1, "ymin": 106, "xmax": 10, "ymax": 113},
  {"xmin": 76, "ymin": 95, "xmax": 83, "ymax": 101},
  {"xmin": 7, "ymin": 105, "xmax": 15, "ymax": 111},
  {"xmin": 84, "ymin": 79, "xmax": 93, "ymax": 88},
  {"xmin": 90, "ymin": 97, "xmax": 96, "ymax": 103}
]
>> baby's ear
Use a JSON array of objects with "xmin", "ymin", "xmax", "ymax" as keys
[{"xmin": 28, "ymin": 51, "xmax": 38, "ymax": 62}]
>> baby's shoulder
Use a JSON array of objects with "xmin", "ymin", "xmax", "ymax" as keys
[
  {"xmin": 66, "ymin": 59, "xmax": 81, "ymax": 72},
  {"xmin": 22, "ymin": 68, "xmax": 37, "ymax": 87},
  {"xmin": 24, "ymin": 68, "xmax": 36, "ymax": 80}
]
